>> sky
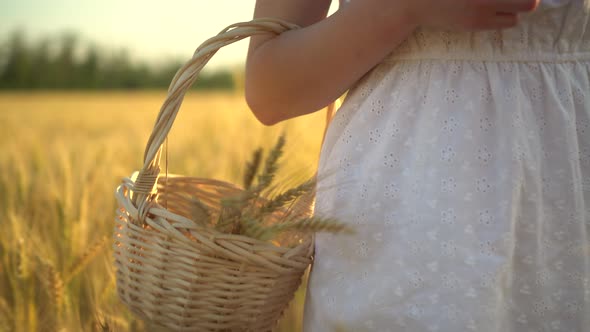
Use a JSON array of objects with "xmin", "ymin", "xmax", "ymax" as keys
[{"xmin": 0, "ymin": 0, "xmax": 339, "ymax": 69}]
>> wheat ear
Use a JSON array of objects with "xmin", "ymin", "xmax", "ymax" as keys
[
  {"xmin": 215, "ymin": 137, "xmax": 284, "ymax": 233},
  {"xmin": 240, "ymin": 215, "xmax": 272, "ymax": 241},
  {"xmin": 63, "ymin": 236, "xmax": 107, "ymax": 284},
  {"xmin": 271, "ymin": 216, "xmax": 354, "ymax": 235},
  {"xmin": 190, "ymin": 197, "xmax": 211, "ymax": 226},
  {"xmin": 215, "ymin": 198, "xmax": 244, "ymax": 234},
  {"xmin": 0, "ymin": 298, "xmax": 13, "ymax": 332},
  {"xmin": 243, "ymin": 148, "xmax": 262, "ymax": 190},
  {"xmin": 215, "ymin": 207, "xmax": 241, "ymax": 234},
  {"xmin": 283, "ymin": 188, "xmax": 316, "ymax": 220},
  {"xmin": 259, "ymin": 178, "xmax": 315, "ymax": 216},
  {"xmin": 36, "ymin": 258, "xmax": 64, "ymax": 318},
  {"xmin": 251, "ymin": 135, "xmax": 285, "ymax": 195},
  {"xmin": 16, "ymin": 237, "xmax": 31, "ymax": 279},
  {"xmin": 95, "ymin": 315, "xmax": 114, "ymax": 332}
]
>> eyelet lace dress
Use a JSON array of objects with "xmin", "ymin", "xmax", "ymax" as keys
[{"xmin": 303, "ymin": 1, "xmax": 590, "ymax": 331}]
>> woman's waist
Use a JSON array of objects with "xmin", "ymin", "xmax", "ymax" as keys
[{"xmin": 385, "ymin": 7, "xmax": 590, "ymax": 62}]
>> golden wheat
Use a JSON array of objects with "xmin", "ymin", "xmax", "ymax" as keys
[
  {"xmin": 36, "ymin": 257, "xmax": 64, "ymax": 332},
  {"xmin": 200, "ymin": 135, "xmax": 353, "ymax": 243},
  {"xmin": 243, "ymin": 147, "xmax": 263, "ymax": 190},
  {"xmin": 16, "ymin": 238, "xmax": 31, "ymax": 279},
  {"xmin": 259, "ymin": 179, "xmax": 316, "ymax": 215},
  {"xmin": 189, "ymin": 197, "xmax": 212, "ymax": 227},
  {"xmin": 0, "ymin": 298, "xmax": 12, "ymax": 332},
  {"xmin": 63, "ymin": 236, "xmax": 108, "ymax": 284}
]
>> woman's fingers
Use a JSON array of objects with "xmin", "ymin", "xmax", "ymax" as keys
[
  {"xmin": 480, "ymin": 0, "xmax": 540, "ymax": 13},
  {"xmin": 480, "ymin": 12, "xmax": 520, "ymax": 30},
  {"xmin": 464, "ymin": 0, "xmax": 538, "ymax": 30},
  {"xmin": 410, "ymin": 0, "xmax": 540, "ymax": 31}
]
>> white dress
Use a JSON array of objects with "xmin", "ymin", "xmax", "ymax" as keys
[{"xmin": 303, "ymin": 1, "xmax": 590, "ymax": 331}]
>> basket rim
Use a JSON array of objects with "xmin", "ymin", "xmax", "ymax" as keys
[{"xmin": 115, "ymin": 171, "xmax": 315, "ymax": 273}]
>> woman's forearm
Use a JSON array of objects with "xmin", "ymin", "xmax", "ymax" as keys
[{"xmin": 245, "ymin": 1, "xmax": 417, "ymax": 125}]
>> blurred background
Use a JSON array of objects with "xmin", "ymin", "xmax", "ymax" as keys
[
  {"xmin": 0, "ymin": 1, "xmax": 339, "ymax": 331},
  {"xmin": 0, "ymin": 0, "xmax": 339, "ymax": 90}
]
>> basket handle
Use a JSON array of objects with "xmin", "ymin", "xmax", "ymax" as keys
[
  {"xmin": 133, "ymin": 18, "xmax": 336, "ymax": 199},
  {"xmin": 132, "ymin": 18, "xmax": 297, "ymax": 197}
]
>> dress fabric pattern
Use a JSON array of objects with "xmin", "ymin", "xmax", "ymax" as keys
[{"xmin": 303, "ymin": 1, "xmax": 590, "ymax": 331}]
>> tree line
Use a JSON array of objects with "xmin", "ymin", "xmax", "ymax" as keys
[{"xmin": 0, "ymin": 31, "xmax": 236, "ymax": 90}]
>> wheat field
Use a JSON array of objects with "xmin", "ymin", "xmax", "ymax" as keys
[{"xmin": 0, "ymin": 92, "xmax": 328, "ymax": 332}]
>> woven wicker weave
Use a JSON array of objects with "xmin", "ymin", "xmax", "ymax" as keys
[{"xmin": 113, "ymin": 19, "xmax": 328, "ymax": 331}]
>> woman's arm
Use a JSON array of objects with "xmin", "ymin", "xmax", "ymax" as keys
[{"xmin": 245, "ymin": 0, "xmax": 417, "ymax": 125}]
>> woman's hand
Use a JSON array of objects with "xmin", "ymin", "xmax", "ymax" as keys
[{"xmin": 407, "ymin": 0, "xmax": 540, "ymax": 30}]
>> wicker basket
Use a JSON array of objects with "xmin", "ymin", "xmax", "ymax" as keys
[{"xmin": 113, "ymin": 19, "xmax": 326, "ymax": 331}]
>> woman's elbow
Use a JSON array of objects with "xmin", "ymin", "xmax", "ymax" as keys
[{"xmin": 244, "ymin": 83, "xmax": 283, "ymax": 126}]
